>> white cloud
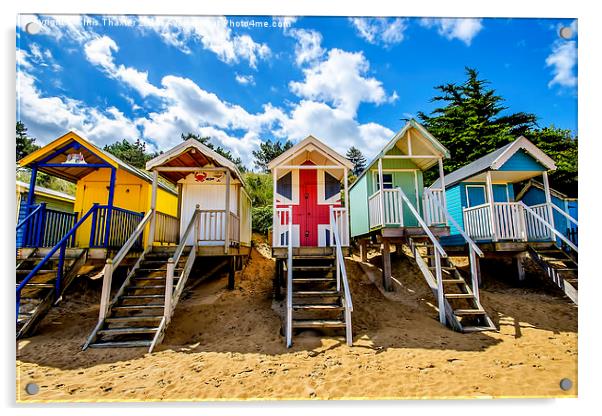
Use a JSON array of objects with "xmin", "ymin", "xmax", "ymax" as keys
[
  {"xmin": 288, "ymin": 28, "xmax": 325, "ymax": 66},
  {"xmin": 420, "ymin": 18, "xmax": 483, "ymax": 46},
  {"xmin": 235, "ymin": 73, "xmax": 255, "ymax": 85},
  {"xmin": 546, "ymin": 40, "xmax": 577, "ymax": 89},
  {"xmin": 289, "ymin": 48, "xmax": 392, "ymax": 116},
  {"xmin": 137, "ymin": 16, "xmax": 270, "ymax": 68},
  {"xmin": 16, "ymin": 49, "xmax": 32, "ymax": 69},
  {"xmin": 84, "ymin": 36, "xmax": 164, "ymax": 98},
  {"xmin": 349, "ymin": 17, "xmax": 408, "ymax": 46}
]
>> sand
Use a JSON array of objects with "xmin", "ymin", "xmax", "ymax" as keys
[{"xmin": 16, "ymin": 237, "xmax": 577, "ymax": 402}]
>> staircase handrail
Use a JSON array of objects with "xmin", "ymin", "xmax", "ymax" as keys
[
  {"xmin": 519, "ymin": 202, "xmax": 578, "ymax": 253},
  {"xmin": 550, "ymin": 203, "xmax": 579, "ymax": 228},
  {"xmin": 284, "ymin": 206, "xmax": 293, "ymax": 348},
  {"xmin": 329, "ymin": 207, "xmax": 353, "ymax": 311},
  {"xmin": 16, "ymin": 203, "xmax": 101, "ymax": 321},
  {"xmin": 16, "ymin": 204, "xmax": 43, "ymax": 231},
  {"xmin": 395, "ymin": 187, "xmax": 447, "ymax": 258}
]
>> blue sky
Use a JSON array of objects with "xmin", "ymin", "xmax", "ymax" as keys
[{"xmin": 16, "ymin": 15, "xmax": 577, "ymax": 169}]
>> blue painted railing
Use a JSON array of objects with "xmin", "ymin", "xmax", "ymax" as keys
[
  {"xmin": 16, "ymin": 204, "xmax": 100, "ymax": 321},
  {"xmin": 89, "ymin": 205, "xmax": 144, "ymax": 249},
  {"xmin": 17, "ymin": 204, "xmax": 78, "ymax": 249}
]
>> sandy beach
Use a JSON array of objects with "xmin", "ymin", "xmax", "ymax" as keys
[{"xmin": 16, "ymin": 238, "xmax": 577, "ymax": 402}]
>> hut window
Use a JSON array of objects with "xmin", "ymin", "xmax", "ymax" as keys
[
  {"xmin": 277, "ymin": 172, "xmax": 292, "ymax": 200},
  {"xmin": 375, "ymin": 173, "xmax": 393, "ymax": 190},
  {"xmin": 324, "ymin": 172, "xmax": 340, "ymax": 200}
]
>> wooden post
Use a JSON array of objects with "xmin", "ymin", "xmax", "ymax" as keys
[
  {"xmin": 344, "ymin": 168, "xmax": 349, "ymax": 245},
  {"xmin": 378, "ymin": 158, "xmax": 385, "ymax": 226},
  {"xmin": 98, "ymin": 260, "xmax": 113, "ymax": 321},
  {"xmin": 272, "ymin": 168, "xmax": 277, "ymax": 246},
  {"xmin": 486, "ymin": 171, "xmax": 497, "ymax": 241},
  {"xmin": 165, "ymin": 258, "xmax": 175, "ymax": 318},
  {"xmin": 437, "ymin": 158, "xmax": 448, "ymax": 225},
  {"xmin": 25, "ymin": 166, "xmax": 37, "ymax": 245},
  {"xmin": 228, "ymin": 255, "xmax": 235, "ymax": 290},
  {"xmin": 469, "ymin": 247, "xmax": 481, "ymax": 302},
  {"xmin": 103, "ymin": 167, "xmax": 117, "ymax": 248},
  {"xmin": 382, "ymin": 239, "xmax": 392, "ymax": 291},
  {"xmin": 542, "ymin": 171, "xmax": 555, "ymax": 240},
  {"xmin": 147, "ymin": 170, "xmax": 159, "ymax": 247},
  {"xmin": 224, "ymin": 169, "xmax": 231, "ymax": 254},
  {"xmin": 515, "ymin": 253, "xmax": 526, "ymax": 281},
  {"xmin": 435, "ymin": 249, "xmax": 446, "ymax": 325},
  {"xmin": 359, "ymin": 239, "xmax": 368, "ymax": 262}
]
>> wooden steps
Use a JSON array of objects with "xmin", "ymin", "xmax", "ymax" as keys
[
  {"xmin": 528, "ymin": 245, "xmax": 578, "ymax": 304},
  {"xmin": 408, "ymin": 237, "xmax": 496, "ymax": 333}
]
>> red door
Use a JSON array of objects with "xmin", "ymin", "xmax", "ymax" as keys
[{"xmin": 296, "ymin": 163, "xmax": 317, "ymax": 246}]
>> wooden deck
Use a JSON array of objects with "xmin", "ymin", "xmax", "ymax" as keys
[
  {"xmin": 272, "ymin": 246, "xmax": 350, "ymax": 259},
  {"xmin": 442, "ymin": 240, "xmax": 555, "ymax": 255}
]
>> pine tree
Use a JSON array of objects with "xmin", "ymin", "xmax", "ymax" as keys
[
  {"xmin": 418, "ymin": 67, "xmax": 537, "ymax": 174},
  {"xmin": 252, "ymin": 139, "xmax": 294, "ymax": 173},
  {"xmin": 346, "ymin": 146, "xmax": 367, "ymax": 176},
  {"xmin": 16, "ymin": 121, "xmax": 39, "ymax": 162}
]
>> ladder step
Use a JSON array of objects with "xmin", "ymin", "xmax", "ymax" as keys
[
  {"xmin": 126, "ymin": 285, "xmax": 166, "ymax": 290},
  {"xmin": 105, "ymin": 315, "xmax": 163, "ymax": 323},
  {"xmin": 292, "ymin": 255, "xmax": 335, "ymax": 260},
  {"xmin": 134, "ymin": 276, "xmax": 180, "ymax": 281},
  {"xmin": 112, "ymin": 304, "xmax": 164, "ymax": 310},
  {"xmin": 121, "ymin": 294, "xmax": 164, "ymax": 299},
  {"xmin": 555, "ymin": 267, "xmax": 578, "ymax": 272},
  {"xmin": 454, "ymin": 308, "xmax": 486, "ymax": 316},
  {"xmin": 88, "ymin": 340, "xmax": 153, "ymax": 348},
  {"xmin": 461, "ymin": 325, "xmax": 496, "ymax": 333},
  {"xmin": 294, "ymin": 290, "xmax": 340, "ymax": 297},
  {"xmin": 292, "ymin": 266, "xmax": 334, "ymax": 271},
  {"xmin": 429, "ymin": 266, "xmax": 455, "ymax": 271},
  {"xmin": 292, "ymin": 303, "xmax": 343, "ymax": 310},
  {"xmin": 97, "ymin": 327, "xmax": 159, "ymax": 336},
  {"xmin": 137, "ymin": 268, "xmax": 183, "ymax": 273},
  {"xmin": 445, "ymin": 293, "xmax": 474, "ymax": 299},
  {"xmin": 292, "ymin": 319, "xmax": 346, "ymax": 328},
  {"xmin": 442, "ymin": 278, "xmax": 465, "ymax": 284},
  {"xmin": 16, "ymin": 269, "xmax": 55, "ymax": 274},
  {"xmin": 292, "ymin": 277, "xmax": 336, "ymax": 283},
  {"xmin": 17, "ymin": 283, "xmax": 54, "ymax": 289}
]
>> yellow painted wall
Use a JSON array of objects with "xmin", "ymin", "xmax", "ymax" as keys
[{"xmin": 73, "ymin": 168, "xmax": 177, "ymax": 247}]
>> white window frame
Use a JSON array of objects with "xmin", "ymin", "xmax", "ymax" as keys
[
  {"xmin": 275, "ymin": 169, "xmax": 299, "ymax": 205},
  {"xmin": 465, "ymin": 184, "xmax": 488, "ymax": 207},
  {"xmin": 373, "ymin": 171, "xmax": 394, "ymax": 191}
]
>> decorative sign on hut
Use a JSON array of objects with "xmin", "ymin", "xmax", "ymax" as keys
[
  {"xmin": 194, "ymin": 171, "xmax": 225, "ymax": 183},
  {"xmin": 64, "ymin": 152, "xmax": 86, "ymax": 164}
]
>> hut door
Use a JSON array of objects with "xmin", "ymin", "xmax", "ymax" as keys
[{"xmin": 298, "ymin": 167, "xmax": 317, "ymax": 246}]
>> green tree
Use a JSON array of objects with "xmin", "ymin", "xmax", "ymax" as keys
[
  {"xmin": 523, "ymin": 127, "xmax": 577, "ymax": 196},
  {"xmin": 182, "ymin": 132, "xmax": 246, "ymax": 172},
  {"xmin": 252, "ymin": 139, "xmax": 293, "ymax": 172},
  {"xmin": 104, "ymin": 139, "xmax": 158, "ymax": 169},
  {"xmin": 16, "ymin": 121, "xmax": 39, "ymax": 162},
  {"xmin": 346, "ymin": 146, "xmax": 367, "ymax": 176},
  {"xmin": 418, "ymin": 67, "xmax": 537, "ymax": 177}
]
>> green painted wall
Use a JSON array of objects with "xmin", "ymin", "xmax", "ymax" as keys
[{"xmin": 349, "ymin": 173, "xmax": 370, "ymax": 237}]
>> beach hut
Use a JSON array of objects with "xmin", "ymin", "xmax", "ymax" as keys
[
  {"xmin": 16, "ymin": 131, "xmax": 178, "ymax": 339},
  {"xmin": 516, "ymin": 179, "xmax": 578, "ymax": 246},
  {"xmin": 349, "ymin": 119, "xmax": 495, "ymax": 333},
  {"xmin": 84, "ymin": 138, "xmax": 252, "ymax": 351},
  {"xmin": 268, "ymin": 135, "xmax": 354, "ymax": 347},
  {"xmin": 16, "ymin": 180, "xmax": 75, "ymax": 248},
  {"xmin": 430, "ymin": 136, "xmax": 578, "ymax": 304}
]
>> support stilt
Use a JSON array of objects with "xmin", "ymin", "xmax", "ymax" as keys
[
  {"xmin": 228, "ymin": 256, "xmax": 236, "ymax": 290},
  {"xmin": 359, "ymin": 239, "xmax": 368, "ymax": 262},
  {"xmin": 382, "ymin": 240, "xmax": 392, "ymax": 291}
]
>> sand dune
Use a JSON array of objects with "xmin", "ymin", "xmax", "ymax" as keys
[{"xmin": 17, "ymin": 239, "xmax": 577, "ymax": 401}]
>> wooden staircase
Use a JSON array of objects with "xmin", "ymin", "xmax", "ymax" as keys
[
  {"xmin": 285, "ymin": 251, "xmax": 352, "ymax": 344},
  {"xmin": 16, "ymin": 248, "xmax": 87, "ymax": 339},
  {"xmin": 409, "ymin": 236, "xmax": 496, "ymax": 333},
  {"xmin": 84, "ymin": 247, "xmax": 193, "ymax": 350},
  {"xmin": 528, "ymin": 244, "xmax": 578, "ymax": 304}
]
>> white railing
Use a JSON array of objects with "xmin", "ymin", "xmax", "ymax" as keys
[
  {"xmin": 229, "ymin": 212, "xmax": 240, "ymax": 244},
  {"xmin": 524, "ymin": 203, "xmax": 551, "ymax": 241},
  {"xmin": 198, "ymin": 210, "xmax": 226, "ymax": 242},
  {"xmin": 396, "ymin": 187, "xmax": 448, "ymax": 325},
  {"xmin": 281, "ymin": 206, "xmax": 293, "ymax": 348},
  {"xmin": 424, "ymin": 188, "xmax": 447, "ymax": 226},
  {"xmin": 330, "ymin": 207, "xmax": 350, "ymax": 247},
  {"xmin": 330, "ymin": 206, "xmax": 353, "ymax": 346},
  {"xmin": 463, "ymin": 203, "xmax": 493, "ymax": 241},
  {"xmin": 274, "ymin": 207, "xmax": 292, "ymax": 248},
  {"xmin": 154, "ymin": 211, "xmax": 179, "ymax": 244},
  {"xmin": 494, "ymin": 202, "xmax": 526, "ymax": 241},
  {"xmin": 368, "ymin": 191, "xmax": 382, "ymax": 228},
  {"xmin": 150, "ymin": 205, "xmax": 200, "ymax": 352},
  {"xmin": 521, "ymin": 202, "xmax": 578, "ymax": 253},
  {"xmin": 368, "ymin": 189, "xmax": 404, "ymax": 228}
]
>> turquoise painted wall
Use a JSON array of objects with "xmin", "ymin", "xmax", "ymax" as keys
[
  {"xmin": 349, "ymin": 173, "xmax": 370, "ymax": 237},
  {"xmin": 499, "ymin": 149, "xmax": 546, "ymax": 172}
]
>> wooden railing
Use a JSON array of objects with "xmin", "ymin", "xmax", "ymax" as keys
[
  {"xmin": 521, "ymin": 202, "xmax": 578, "ymax": 253},
  {"xmin": 280, "ymin": 206, "xmax": 293, "ymax": 347},
  {"xmin": 229, "ymin": 212, "xmax": 240, "ymax": 245},
  {"xmin": 494, "ymin": 202, "xmax": 526, "ymax": 241},
  {"xmin": 17, "ymin": 203, "xmax": 77, "ymax": 248},
  {"xmin": 330, "ymin": 207, "xmax": 350, "ymax": 246},
  {"xmin": 524, "ymin": 203, "xmax": 550, "ymax": 241},
  {"xmin": 198, "ymin": 210, "xmax": 226, "ymax": 242},
  {"xmin": 154, "ymin": 211, "xmax": 179, "ymax": 244},
  {"xmin": 273, "ymin": 207, "xmax": 292, "ymax": 247},
  {"xmin": 89, "ymin": 205, "xmax": 144, "ymax": 249},
  {"xmin": 423, "ymin": 188, "xmax": 447, "ymax": 226},
  {"xmin": 330, "ymin": 206, "xmax": 353, "ymax": 346},
  {"xmin": 369, "ymin": 189, "xmax": 404, "ymax": 228},
  {"xmin": 368, "ymin": 191, "xmax": 382, "ymax": 228},
  {"xmin": 463, "ymin": 203, "xmax": 495, "ymax": 241}
]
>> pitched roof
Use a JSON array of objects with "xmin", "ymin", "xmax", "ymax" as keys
[
  {"xmin": 18, "ymin": 131, "xmax": 177, "ymax": 195},
  {"xmin": 267, "ymin": 135, "xmax": 354, "ymax": 170},
  {"xmin": 146, "ymin": 138, "xmax": 246, "ymax": 186},
  {"xmin": 515, "ymin": 179, "xmax": 576, "ymax": 201},
  {"xmin": 430, "ymin": 136, "xmax": 556, "ymax": 189},
  {"xmin": 16, "ymin": 180, "xmax": 76, "ymax": 202}
]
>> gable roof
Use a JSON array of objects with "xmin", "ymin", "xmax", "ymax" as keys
[
  {"xmin": 18, "ymin": 131, "xmax": 177, "ymax": 195},
  {"xmin": 267, "ymin": 135, "xmax": 354, "ymax": 171},
  {"xmin": 515, "ymin": 179, "xmax": 576, "ymax": 201},
  {"xmin": 16, "ymin": 180, "xmax": 76, "ymax": 203},
  {"xmin": 430, "ymin": 136, "xmax": 556, "ymax": 189},
  {"xmin": 146, "ymin": 138, "xmax": 246, "ymax": 186},
  {"xmin": 350, "ymin": 119, "xmax": 450, "ymax": 190}
]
